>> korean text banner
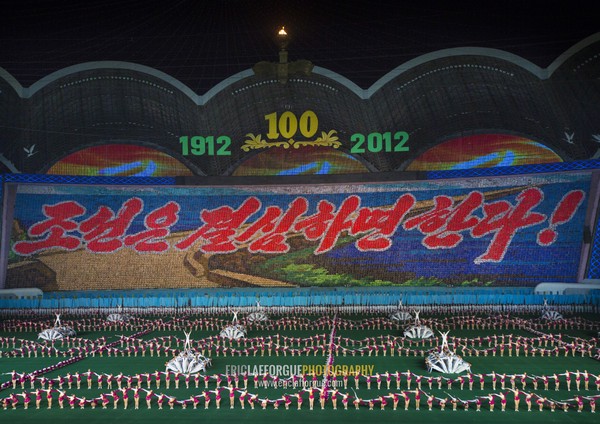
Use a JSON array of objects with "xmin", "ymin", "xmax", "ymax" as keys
[{"xmin": 6, "ymin": 172, "xmax": 590, "ymax": 290}]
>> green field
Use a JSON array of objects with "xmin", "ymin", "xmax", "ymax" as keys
[{"xmin": 1, "ymin": 313, "xmax": 599, "ymax": 423}]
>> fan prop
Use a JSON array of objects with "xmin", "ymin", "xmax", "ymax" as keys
[
  {"xmin": 166, "ymin": 331, "xmax": 212, "ymax": 375},
  {"xmin": 425, "ymin": 331, "xmax": 471, "ymax": 374},
  {"xmin": 106, "ymin": 305, "xmax": 132, "ymax": 323},
  {"xmin": 166, "ymin": 351, "xmax": 211, "ymax": 374},
  {"xmin": 219, "ymin": 324, "xmax": 247, "ymax": 340},
  {"xmin": 38, "ymin": 313, "xmax": 76, "ymax": 341},
  {"xmin": 541, "ymin": 310, "xmax": 563, "ymax": 321},
  {"xmin": 403, "ymin": 310, "xmax": 433, "ymax": 339},
  {"xmin": 390, "ymin": 311, "xmax": 412, "ymax": 322}
]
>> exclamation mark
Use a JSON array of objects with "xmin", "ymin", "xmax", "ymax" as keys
[{"xmin": 537, "ymin": 190, "xmax": 585, "ymax": 246}]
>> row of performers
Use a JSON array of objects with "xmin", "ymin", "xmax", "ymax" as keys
[
  {"xmin": 2, "ymin": 331, "xmax": 590, "ymax": 349},
  {"xmin": 4, "ymin": 340, "xmax": 596, "ymax": 359},
  {"xmin": 1, "ymin": 301, "xmax": 591, "ymax": 320},
  {"xmin": 3, "ymin": 309, "xmax": 598, "ymax": 333},
  {"xmin": 2, "ymin": 387, "xmax": 598, "ymax": 413},
  {"xmin": 8, "ymin": 369, "xmax": 600, "ymax": 392}
]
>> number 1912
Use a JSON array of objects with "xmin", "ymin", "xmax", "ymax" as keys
[{"xmin": 180, "ymin": 136, "xmax": 231, "ymax": 156}]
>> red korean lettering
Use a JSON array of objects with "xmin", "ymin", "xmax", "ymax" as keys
[
  {"xmin": 404, "ymin": 192, "xmax": 484, "ymax": 249},
  {"xmin": 79, "ymin": 197, "xmax": 143, "ymax": 253},
  {"xmin": 235, "ymin": 206, "xmax": 283, "ymax": 242},
  {"xmin": 124, "ymin": 201, "xmax": 180, "ymax": 252},
  {"xmin": 238, "ymin": 197, "xmax": 308, "ymax": 253},
  {"xmin": 314, "ymin": 196, "xmax": 360, "ymax": 254},
  {"xmin": 351, "ymin": 193, "xmax": 416, "ymax": 251},
  {"xmin": 472, "ymin": 187, "xmax": 546, "ymax": 263},
  {"xmin": 537, "ymin": 190, "xmax": 585, "ymax": 246},
  {"xmin": 403, "ymin": 195, "xmax": 454, "ymax": 234},
  {"xmin": 13, "ymin": 201, "xmax": 86, "ymax": 256},
  {"xmin": 293, "ymin": 200, "xmax": 335, "ymax": 240},
  {"xmin": 174, "ymin": 197, "xmax": 261, "ymax": 252}
]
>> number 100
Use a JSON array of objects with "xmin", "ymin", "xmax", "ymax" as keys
[{"xmin": 264, "ymin": 110, "xmax": 318, "ymax": 139}]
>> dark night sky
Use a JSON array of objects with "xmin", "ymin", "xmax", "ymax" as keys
[{"xmin": 1, "ymin": 0, "xmax": 598, "ymax": 94}]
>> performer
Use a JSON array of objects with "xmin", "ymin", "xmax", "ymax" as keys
[
  {"xmin": 379, "ymin": 395, "xmax": 387, "ymax": 410},
  {"xmin": 341, "ymin": 392, "xmax": 350, "ymax": 410},
  {"xmin": 490, "ymin": 371, "xmax": 497, "ymax": 390},
  {"xmin": 427, "ymin": 393, "xmax": 434, "ymax": 411},
  {"xmin": 401, "ymin": 391, "xmax": 410, "ymax": 410},
  {"xmin": 575, "ymin": 370, "xmax": 582, "ymax": 391},
  {"xmin": 65, "ymin": 394, "xmax": 76, "ymax": 410},
  {"xmin": 133, "ymin": 387, "xmax": 140, "ymax": 409},
  {"xmin": 154, "ymin": 371, "xmax": 161, "ymax": 389},
  {"xmin": 586, "ymin": 396, "xmax": 596, "ymax": 413},
  {"xmin": 319, "ymin": 387, "xmax": 327, "ymax": 410},
  {"xmin": 261, "ymin": 397, "xmax": 269, "ymax": 410},
  {"xmin": 277, "ymin": 393, "xmax": 288, "ymax": 410},
  {"xmin": 536, "ymin": 396, "xmax": 545, "ymax": 411},
  {"xmin": 34, "ymin": 388, "xmax": 42, "ymax": 409},
  {"xmin": 509, "ymin": 388, "xmax": 520, "ymax": 411},
  {"xmin": 57, "ymin": 390, "xmax": 67, "ymax": 409},
  {"xmin": 525, "ymin": 392, "xmax": 533, "ymax": 411},
  {"xmin": 308, "ymin": 387, "xmax": 316, "ymax": 410},
  {"xmin": 226, "ymin": 385, "xmax": 235, "ymax": 409},
  {"xmin": 576, "ymin": 395, "xmax": 584, "ymax": 413},
  {"xmin": 101, "ymin": 393, "xmax": 109, "ymax": 409},
  {"xmin": 192, "ymin": 395, "xmax": 201, "ymax": 409},
  {"xmin": 388, "ymin": 392, "xmax": 399, "ymax": 410},
  {"xmin": 112, "ymin": 389, "xmax": 120, "ymax": 409},
  {"xmin": 331, "ymin": 389, "xmax": 339, "ymax": 410},
  {"xmin": 144, "ymin": 389, "xmax": 153, "ymax": 409},
  {"xmin": 202, "ymin": 390, "xmax": 210, "ymax": 409},
  {"xmin": 239, "ymin": 390, "xmax": 247, "ymax": 409},
  {"xmin": 122, "ymin": 388, "xmax": 129, "ymax": 409},
  {"xmin": 19, "ymin": 391, "xmax": 31, "ymax": 410},
  {"xmin": 45, "ymin": 388, "xmax": 53, "ymax": 409},
  {"xmin": 565, "ymin": 370, "xmax": 572, "ymax": 391},
  {"xmin": 499, "ymin": 391, "xmax": 507, "ymax": 412},
  {"xmin": 214, "ymin": 388, "xmax": 222, "ymax": 409}
]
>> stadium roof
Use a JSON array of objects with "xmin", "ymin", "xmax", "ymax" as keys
[{"xmin": 1, "ymin": 0, "xmax": 598, "ymax": 94}]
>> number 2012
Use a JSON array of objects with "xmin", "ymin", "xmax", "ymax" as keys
[{"xmin": 350, "ymin": 131, "xmax": 409, "ymax": 153}]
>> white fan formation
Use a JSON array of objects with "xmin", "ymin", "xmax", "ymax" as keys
[
  {"xmin": 541, "ymin": 299, "xmax": 563, "ymax": 321},
  {"xmin": 219, "ymin": 310, "xmax": 247, "ymax": 340},
  {"xmin": 245, "ymin": 301, "xmax": 269, "ymax": 323},
  {"xmin": 106, "ymin": 305, "xmax": 132, "ymax": 323},
  {"xmin": 165, "ymin": 331, "xmax": 211, "ymax": 375},
  {"xmin": 38, "ymin": 314, "xmax": 76, "ymax": 341},
  {"xmin": 403, "ymin": 310, "xmax": 434, "ymax": 339},
  {"xmin": 37, "ymin": 328, "xmax": 67, "ymax": 341},
  {"xmin": 426, "ymin": 331, "xmax": 471, "ymax": 374},
  {"xmin": 390, "ymin": 301, "xmax": 412, "ymax": 322},
  {"xmin": 541, "ymin": 310, "xmax": 563, "ymax": 321},
  {"xmin": 390, "ymin": 311, "xmax": 413, "ymax": 322}
]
